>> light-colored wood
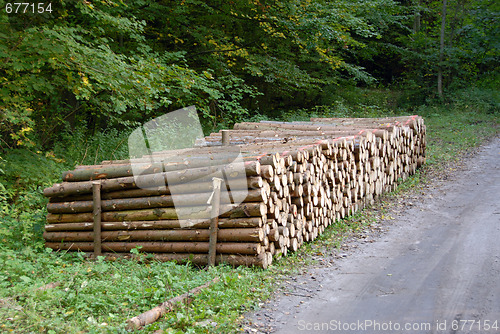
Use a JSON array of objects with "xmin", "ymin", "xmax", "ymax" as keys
[
  {"xmin": 92, "ymin": 181, "xmax": 102, "ymax": 256},
  {"xmin": 126, "ymin": 277, "xmax": 220, "ymax": 330},
  {"xmin": 43, "ymin": 116, "xmax": 426, "ymax": 267},
  {"xmin": 208, "ymin": 178, "xmax": 223, "ymax": 266}
]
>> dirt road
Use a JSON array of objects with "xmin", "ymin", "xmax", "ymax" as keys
[{"xmin": 246, "ymin": 137, "xmax": 500, "ymax": 333}]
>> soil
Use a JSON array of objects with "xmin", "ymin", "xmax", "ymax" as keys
[{"xmin": 243, "ymin": 137, "xmax": 500, "ymax": 334}]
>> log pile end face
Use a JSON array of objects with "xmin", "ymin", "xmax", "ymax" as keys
[{"xmin": 43, "ymin": 116, "xmax": 426, "ymax": 268}]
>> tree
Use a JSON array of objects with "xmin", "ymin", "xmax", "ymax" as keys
[
  {"xmin": 0, "ymin": 0, "xmax": 257, "ymax": 149},
  {"xmin": 396, "ymin": 0, "xmax": 499, "ymax": 98},
  {"xmin": 437, "ymin": 0, "xmax": 448, "ymax": 98}
]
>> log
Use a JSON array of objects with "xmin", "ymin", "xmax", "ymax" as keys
[
  {"xmin": 48, "ymin": 177, "xmax": 264, "ymax": 202},
  {"xmin": 236, "ymin": 139, "xmax": 329, "ymax": 153},
  {"xmin": 91, "ymin": 147, "xmax": 248, "ymax": 168},
  {"xmin": 44, "ymin": 161, "xmax": 260, "ymax": 198},
  {"xmin": 64, "ymin": 151, "xmax": 264, "ymax": 181},
  {"xmin": 234, "ymin": 122, "xmax": 328, "ymax": 131},
  {"xmin": 204, "ymin": 129, "xmax": 392, "ymax": 146},
  {"xmin": 309, "ymin": 115, "xmax": 421, "ymax": 126},
  {"xmin": 46, "ymin": 241, "xmax": 264, "ymax": 255},
  {"xmin": 44, "ymin": 217, "xmax": 265, "ymax": 232},
  {"xmin": 46, "ymin": 202, "xmax": 267, "ymax": 223},
  {"xmin": 126, "ymin": 277, "xmax": 220, "ymax": 330},
  {"xmin": 47, "ymin": 189, "xmax": 267, "ymax": 214},
  {"xmin": 43, "ymin": 227, "xmax": 265, "ymax": 242},
  {"xmin": 210, "ymin": 128, "xmax": 383, "ymax": 137},
  {"xmin": 96, "ymin": 149, "xmax": 283, "ymax": 169},
  {"xmin": 232, "ymin": 121, "xmax": 418, "ymax": 136},
  {"xmin": 64, "ymin": 162, "xmax": 164, "ymax": 182}
]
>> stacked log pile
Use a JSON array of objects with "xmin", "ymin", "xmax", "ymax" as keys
[{"xmin": 43, "ymin": 116, "xmax": 425, "ymax": 268}]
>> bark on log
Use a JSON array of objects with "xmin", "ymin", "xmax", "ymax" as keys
[
  {"xmin": 46, "ymin": 202, "xmax": 267, "ymax": 223},
  {"xmin": 65, "ymin": 149, "xmax": 275, "ymax": 181},
  {"xmin": 48, "ymin": 177, "xmax": 264, "ymax": 202},
  {"xmin": 63, "ymin": 151, "xmax": 251, "ymax": 181},
  {"xmin": 47, "ymin": 189, "xmax": 267, "ymax": 214},
  {"xmin": 44, "ymin": 227, "xmax": 265, "ymax": 242},
  {"xmin": 126, "ymin": 277, "xmax": 220, "ymax": 330},
  {"xmin": 42, "ymin": 116, "xmax": 426, "ymax": 268},
  {"xmin": 46, "ymin": 241, "xmax": 264, "ymax": 255},
  {"xmin": 44, "ymin": 217, "xmax": 265, "ymax": 232},
  {"xmin": 44, "ymin": 161, "xmax": 260, "ymax": 198}
]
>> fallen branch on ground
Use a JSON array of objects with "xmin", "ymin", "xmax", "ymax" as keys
[{"xmin": 126, "ymin": 277, "xmax": 220, "ymax": 330}]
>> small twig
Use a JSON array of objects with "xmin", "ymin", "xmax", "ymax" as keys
[
  {"xmin": 0, "ymin": 137, "xmax": 13, "ymax": 149},
  {"xmin": 109, "ymin": 135, "xmax": 128, "ymax": 160},
  {"xmin": 79, "ymin": 138, "xmax": 89, "ymax": 165},
  {"xmin": 377, "ymin": 288, "xmax": 395, "ymax": 297},
  {"xmin": 186, "ymin": 46, "xmax": 247, "ymax": 58},
  {"xmin": 36, "ymin": 282, "xmax": 61, "ymax": 291},
  {"xmin": 291, "ymin": 285, "xmax": 313, "ymax": 292},
  {"xmin": 93, "ymin": 143, "xmax": 101, "ymax": 165},
  {"xmin": 284, "ymin": 292, "xmax": 312, "ymax": 298},
  {"xmin": 0, "ymin": 297, "xmax": 23, "ymax": 311}
]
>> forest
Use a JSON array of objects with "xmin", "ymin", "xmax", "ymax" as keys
[
  {"xmin": 0, "ymin": 0, "xmax": 499, "ymax": 332},
  {"xmin": 1, "ymin": 0, "xmax": 498, "ymax": 148}
]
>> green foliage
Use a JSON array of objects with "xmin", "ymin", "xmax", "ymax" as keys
[
  {"xmin": 0, "ymin": 0, "xmax": 259, "ymax": 149},
  {"xmin": 0, "ymin": 249, "xmax": 274, "ymax": 333},
  {"xmin": 449, "ymin": 87, "xmax": 500, "ymax": 115},
  {"xmin": 53, "ymin": 125, "xmax": 131, "ymax": 166},
  {"xmin": 0, "ymin": 0, "xmax": 498, "ymax": 329},
  {"xmin": 414, "ymin": 88, "xmax": 499, "ymax": 165},
  {"xmin": 0, "ymin": 0, "xmax": 411, "ymax": 150},
  {"xmin": 0, "ymin": 85, "xmax": 498, "ymax": 333},
  {"xmin": 393, "ymin": 0, "xmax": 500, "ymax": 100},
  {"xmin": 1, "ymin": 0, "xmax": 498, "ymax": 150},
  {"xmin": 0, "ymin": 149, "xmax": 69, "ymax": 250}
]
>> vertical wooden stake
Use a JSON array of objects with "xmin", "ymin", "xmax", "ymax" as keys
[
  {"xmin": 207, "ymin": 177, "xmax": 223, "ymax": 266},
  {"xmin": 221, "ymin": 130, "xmax": 230, "ymax": 146},
  {"xmin": 92, "ymin": 181, "xmax": 102, "ymax": 257}
]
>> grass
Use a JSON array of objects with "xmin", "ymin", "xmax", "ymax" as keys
[
  {"xmin": 0, "ymin": 87, "xmax": 498, "ymax": 333},
  {"xmin": 418, "ymin": 108, "xmax": 498, "ymax": 165},
  {"xmin": 0, "ymin": 249, "xmax": 275, "ymax": 333}
]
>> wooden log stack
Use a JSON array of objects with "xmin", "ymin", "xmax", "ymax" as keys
[{"xmin": 42, "ymin": 116, "xmax": 426, "ymax": 268}]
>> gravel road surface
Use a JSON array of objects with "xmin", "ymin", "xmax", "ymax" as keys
[{"xmin": 245, "ymin": 137, "xmax": 500, "ymax": 334}]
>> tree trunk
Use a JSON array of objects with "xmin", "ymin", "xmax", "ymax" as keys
[
  {"xmin": 438, "ymin": 0, "xmax": 448, "ymax": 99},
  {"xmin": 413, "ymin": 0, "xmax": 421, "ymax": 33}
]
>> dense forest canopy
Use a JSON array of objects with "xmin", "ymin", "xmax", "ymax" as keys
[{"xmin": 0, "ymin": 0, "xmax": 498, "ymax": 150}]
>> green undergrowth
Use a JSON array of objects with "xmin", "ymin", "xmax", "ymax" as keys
[
  {"xmin": 0, "ymin": 248, "xmax": 273, "ymax": 333},
  {"xmin": 1, "ymin": 87, "xmax": 498, "ymax": 333}
]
